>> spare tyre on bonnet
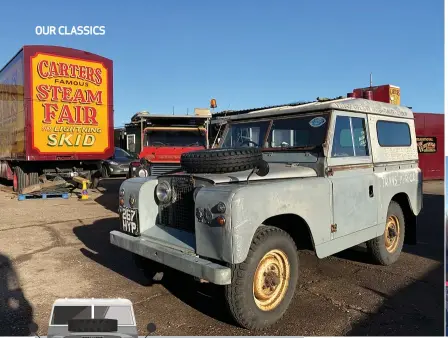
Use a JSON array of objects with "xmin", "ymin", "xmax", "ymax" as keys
[{"xmin": 180, "ymin": 147, "xmax": 263, "ymax": 174}]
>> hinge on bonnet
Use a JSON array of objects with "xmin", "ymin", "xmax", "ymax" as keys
[{"xmin": 331, "ymin": 224, "xmax": 337, "ymax": 233}]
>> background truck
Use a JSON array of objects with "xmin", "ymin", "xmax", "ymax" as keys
[
  {"xmin": 0, "ymin": 45, "xmax": 114, "ymax": 193},
  {"xmin": 121, "ymin": 109, "xmax": 211, "ymax": 178}
]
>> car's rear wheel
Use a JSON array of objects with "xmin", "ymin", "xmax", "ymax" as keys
[
  {"xmin": 224, "ymin": 226, "xmax": 299, "ymax": 330},
  {"xmin": 367, "ymin": 201, "xmax": 405, "ymax": 266}
]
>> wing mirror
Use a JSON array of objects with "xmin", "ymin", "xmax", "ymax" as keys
[
  {"xmin": 145, "ymin": 322, "xmax": 157, "ymax": 337},
  {"xmin": 255, "ymin": 160, "xmax": 270, "ymax": 177},
  {"xmin": 29, "ymin": 323, "xmax": 40, "ymax": 338}
]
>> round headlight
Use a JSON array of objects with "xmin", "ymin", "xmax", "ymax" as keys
[
  {"xmin": 138, "ymin": 168, "xmax": 148, "ymax": 177},
  {"xmin": 156, "ymin": 181, "xmax": 172, "ymax": 204}
]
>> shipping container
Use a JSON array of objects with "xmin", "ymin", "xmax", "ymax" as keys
[{"xmin": 0, "ymin": 45, "xmax": 114, "ymax": 192}]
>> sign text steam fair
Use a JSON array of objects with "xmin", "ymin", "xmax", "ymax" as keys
[{"xmin": 35, "ymin": 26, "xmax": 105, "ymax": 36}]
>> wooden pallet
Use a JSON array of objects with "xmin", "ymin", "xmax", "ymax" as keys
[{"xmin": 18, "ymin": 191, "xmax": 70, "ymax": 201}]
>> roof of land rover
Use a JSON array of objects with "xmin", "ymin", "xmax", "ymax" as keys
[
  {"xmin": 223, "ymin": 98, "xmax": 414, "ymax": 121},
  {"xmin": 52, "ymin": 298, "xmax": 133, "ymax": 306}
]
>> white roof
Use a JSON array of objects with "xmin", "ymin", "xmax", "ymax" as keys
[
  {"xmin": 52, "ymin": 298, "xmax": 133, "ymax": 306},
  {"xmin": 227, "ymin": 98, "xmax": 414, "ymax": 121}
]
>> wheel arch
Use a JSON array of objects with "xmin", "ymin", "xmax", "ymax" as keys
[{"xmin": 260, "ymin": 213, "xmax": 316, "ymax": 252}]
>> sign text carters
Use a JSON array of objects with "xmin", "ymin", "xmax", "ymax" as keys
[{"xmin": 31, "ymin": 53, "xmax": 109, "ymax": 153}]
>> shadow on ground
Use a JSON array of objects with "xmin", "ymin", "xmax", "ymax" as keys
[
  {"xmin": 0, "ymin": 252, "xmax": 36, "ymax": 335},
  {"xmin": 73, "ymin": 217, "xmax": 236, "ymax": 326},
  {"xmin": 347, "ymin": 264, "xmax": 444, "ymax": 336},
  {"xmin": 335, "ymin": 193, "xmax": 444, "ymax": 264},
  {"xmin": 92, "ymin": 178, "xmax": 125, "ymax": 213}
]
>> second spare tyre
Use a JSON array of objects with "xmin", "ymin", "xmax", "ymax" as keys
[{"xmin": 180, "ymin": 148, "xmax": 263, "ymax": 174}]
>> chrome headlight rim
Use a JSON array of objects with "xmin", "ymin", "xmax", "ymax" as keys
[
  {"xmin": 155, "ymin": 181, "xmax": 172, "ymax": 204},
  {"xmin": 137, "ymin": 167, "xmax": 148, "ymax": 177}
]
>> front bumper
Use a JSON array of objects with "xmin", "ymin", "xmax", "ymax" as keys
[{"xmin": 110, "ymin": 230, "xmax": 232, "ymax": 285}]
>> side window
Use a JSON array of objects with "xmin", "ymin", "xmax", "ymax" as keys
[
  {"xmin": 376, "ymin": 121, "xmax": 411, "ymax": 147},
  {"xmin": 352, "ymin": 117, "xmax": 369, "ymax": 156},
  {"xmin": 331, "ymin": 116, "xmax": 369, "ymax": 157}
]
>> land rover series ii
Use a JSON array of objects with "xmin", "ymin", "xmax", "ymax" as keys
[{"xmin": 110, "ymin": 97, "xmax": 422, "ymax": 330}]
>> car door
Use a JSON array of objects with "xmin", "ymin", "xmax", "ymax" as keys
[{"xmin": 327, "ymin": 111, "xmax": 377, "ymax": 239}]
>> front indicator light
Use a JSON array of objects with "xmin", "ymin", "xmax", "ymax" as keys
[
  {"xmin": 216, "ymin": 216, "xmax": 226, "ymax": 226},
  {"xmin": 119, "ymin": 198, "xmax": 124, "ymax": 206}
]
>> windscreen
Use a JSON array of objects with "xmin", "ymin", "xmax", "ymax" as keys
[
  {"xmin": 267, "ymin": 115, "xmax": 328, "ymax": 149},
  {"xmin": 221, "ymin": 121, "xmax": 270, "ymax": 148},
  {"xmin": 114, "ymin": 147, "xmax": 134, "ymax": 159},
  {"xmin": 145, "ymin": 129, "xmax": 205, "ymax": 147},
  {"xmin": 94, "ymin": 306, "xmax": 134, "ymax": 325},
  {"xmin": 221, "ymin": 114, "xmax": 328, "ymax": 150},
  {"xmin": 51, "ymin": 306, "xmax": 91, "ymax": 325},
  {"xmin": 50, "ymin": 305, "xmax": 135, "ymax": 325}
]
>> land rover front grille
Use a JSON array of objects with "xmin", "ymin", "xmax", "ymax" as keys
[
  {"xmin": 150, "ymin": 164, "xmax": 181, "ymax": 176},
  {"xmin": 159, "ymin": 177, "xmax": 195, "ymax": 232}
]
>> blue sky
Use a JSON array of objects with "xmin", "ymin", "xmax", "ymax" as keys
[{"xmin": 0, "ymin": 0, "xmax": 443, "ymax": 127}]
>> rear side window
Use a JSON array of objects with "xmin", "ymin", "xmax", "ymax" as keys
[{"xmin": 376, "ymin": 121, "xmax": 411, "ymax": 147}]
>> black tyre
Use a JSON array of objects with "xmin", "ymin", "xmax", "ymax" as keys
[
  {"xmin": 366, "ymin": 201, "xmax": 405, "ymax": 266},
  {"xmin": 88, "ymin": 170, "xmax": 100, "ymax": 189},
  {"xmin": 101, "ymin": 164, "xmax": 109, "ymax": 178},
  {"xmin": 133, "ymin": 253, "xmax": 165, "ymax": 282},
  {"xmin": 224, "ymin": 226, "xmax": 299, "ymax": 330},
  {"xmin": 180, "ymin": 148, "xmax": 263, "ymax": 174},
  {"xmin": 91, "ymin": 176, "xmax": 100, "ymax": 189},
  {"xmin": 68, "ymin": 318, "xmax": 118, "ymax": 332},
  {"xmin": 13, "ymin": 166, "xmax": 27, "ymax": 194}
]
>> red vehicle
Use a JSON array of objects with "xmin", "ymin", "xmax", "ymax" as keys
[
  {"xmin": 0, "ymin": 45, "xmax": 114, "ymax": 192},
  {"xmin": 128, "ymin": 112, "xmax": 211, "ymax": 178}
]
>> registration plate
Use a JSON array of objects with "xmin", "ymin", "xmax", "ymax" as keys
[{"xmin": 119, "ymin": 206, "xmax": 140, "ymax": 236}]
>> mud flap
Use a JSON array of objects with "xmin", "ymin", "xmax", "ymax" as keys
[{"xmin": 404, "ymin": 214, "xmax": 417, "ymax": 245}]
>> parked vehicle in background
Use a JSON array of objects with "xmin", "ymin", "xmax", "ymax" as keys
[
  {"xmin": 0, "ymin": 45, "xmax": 114, "ymax": 192},
  {"xmin": 102, "ymin": 147, "xmax": 137, "ymax": 178},
  {"xmin": 111, "ymin": 97, "xmax": 422, "ymax": 330},
  {"xmin": 128, "ymin": 110, "xmax": 211, "ymax": 178}
]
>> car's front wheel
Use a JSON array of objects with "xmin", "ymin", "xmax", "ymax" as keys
[
  {"xmin": 366, "ymin": 201, "xmax": 405, "ymax": 266},
  {"xmin": 224, "ymin": 226, "xmax": 299, "ymax": 330},
  {"xmin": 101, "ymin": 164, "xmax": 110, "ymax": 178}
]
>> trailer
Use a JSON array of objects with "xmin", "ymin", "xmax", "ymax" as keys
[{"xmin": 0, "ymin": 45, "xmax": 114, "ymax": 193}]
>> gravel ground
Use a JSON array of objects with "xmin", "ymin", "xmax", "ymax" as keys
[{"xmin": 0, "ymin": 178, "xmax": 444, "ymax": 336}]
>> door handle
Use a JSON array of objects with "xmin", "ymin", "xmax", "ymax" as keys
[{"xmin": 369, "ymin": 185, "xmax": 374, "ymax": 198}]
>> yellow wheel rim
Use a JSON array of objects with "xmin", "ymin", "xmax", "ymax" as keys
[
  {"xmin": 253, "ymin": 249, "xmax": 290, "ymax": 311},
  {"xmin": 385, "ymin": 215, "xmax": 400, "ymax": 253}
]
